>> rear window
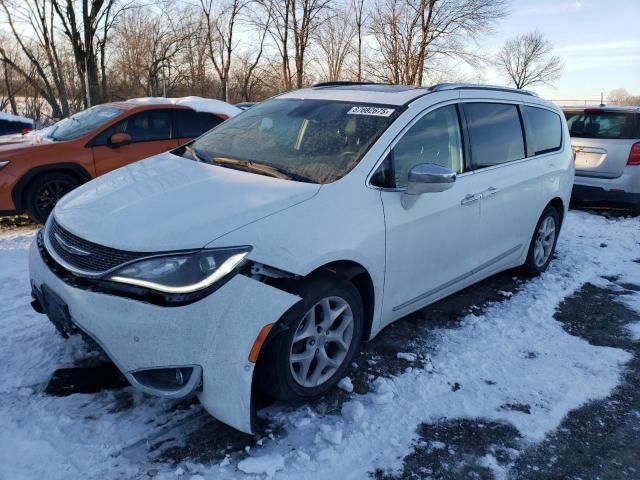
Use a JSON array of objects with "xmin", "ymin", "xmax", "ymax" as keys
[
  {"xmin": 463, "ymin": 103, "xmax": 526, "ymax": 168},
  {"xmin": 564, "ymin": 110, "xmax": 638, "ymax": 139},
  {"xmin": 523, "ymin": 106, "xmax": 562, "ymax": 155}
]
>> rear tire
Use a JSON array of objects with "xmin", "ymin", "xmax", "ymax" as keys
[
  {"xmin": 522, "ymin": 206, "xmax": 560, "ymax": 276},
  {"xmin": 256, "ymin": 273, "xmax": 363, "ymax": 402},
  {"xmin": 23, "ymin": 172, "xmax": 80, "ymax": 224}
]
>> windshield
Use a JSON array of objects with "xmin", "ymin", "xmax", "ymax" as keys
[
  {"xmin": 188, "ymin": 99, "xmax": 401, "ymax": 183},
  {"xmin": 50, "ymin": 106, "xmax": 125, "ymax": 141}
]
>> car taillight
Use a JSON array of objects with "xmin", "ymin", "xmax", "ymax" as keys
[
  {"xmin": 628, "ymin": 142, "xmax": 640, "ymax": 166},
  {"xmin": 21, "ymin": 127, "xmax": 32, "ymax": 135}
]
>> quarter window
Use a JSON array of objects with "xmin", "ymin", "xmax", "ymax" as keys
[
  {"xmin": 175, "ymin": 110, "xmax": 224, "ymax": 138},
  {"xmin": 390, "ymin": 105, "xmax": 463, "ymax": 188},
  {"xmin": 523, "ymin": 106, "xmax": 562, "ymax": 155},
  {"xmin": 464, "ymin": 103, "xmax": 525, "ymax": 168}
]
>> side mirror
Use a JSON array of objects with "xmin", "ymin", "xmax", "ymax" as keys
[
  {"xmin": 108, "ymin": 132, "xmax": 132, "ymax": 148},
  {"xmin": 401, "ymin": 163, "xmax": 456, "ymax": 209}
]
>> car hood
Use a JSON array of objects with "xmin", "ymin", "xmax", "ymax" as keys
[
  {"xmin": 0, "ymin": 133, "xmax": 53, "ymax": 150},
  {"xmin": 54, "ymin": 152, "xmax": 321, "ymax": 252}
]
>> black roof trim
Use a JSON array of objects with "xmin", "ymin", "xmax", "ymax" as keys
[
  {"xmin": 312, "ymin": 81, "xmax": 386, "ymax": 88},
  {"xmin": 428, "ymin": 83, "xmax": 538, "ymax": 97}
]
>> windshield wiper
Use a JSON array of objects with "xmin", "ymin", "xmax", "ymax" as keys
[
  {"xmin": 212, "ymin": 156, "xmax": 299, "ymax": 181},
  {"xmin": 185, "ymin": 145, "xmax": 207, "ymax": 163}
]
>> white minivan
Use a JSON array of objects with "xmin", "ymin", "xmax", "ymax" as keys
[{"xmin": 29, "ymin": 83, "xmax": 574, "ymax": 433}]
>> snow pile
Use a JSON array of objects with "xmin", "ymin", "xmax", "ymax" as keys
[
  {"xmin": 337, "ymin": 376, "xmax": 353, "ymax": 392},
  {"xmin": 237, "ymin": 454, "xmax": 284, "ymax": 477},
  {"xmin": 396, "ymin": 352, "xmax": 417, "ymax": 362},
  {"xmin": 341, "ymin": 401, "xmax": 365, "ymax": 422},
  {"xmin": 0, "ymin": 211, "xmax": 639, "ymax": 479},
  {"xmin": 0, "ymin": 111, "xmax": 33, "ymax": 124},
  {"xmin": 126, "ymin": 96, "xmax": 241, "ymax": 118}
]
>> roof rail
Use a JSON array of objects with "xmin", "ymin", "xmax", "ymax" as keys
[
  {"xmin": 312, "ymin": 81, "xmax": 383, "ymax": 88},
  {"xmin": 428, "ymin": 83, "xmax": 539, "ymax": 97}
]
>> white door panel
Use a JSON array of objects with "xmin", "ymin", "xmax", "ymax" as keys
[
  {"xmin": 380, "ymin": 173, "xmax": 480, "ymax": 322},
  {"xmin": 473, "ymin": 160, "xmax": 543, "ymax": 266}
]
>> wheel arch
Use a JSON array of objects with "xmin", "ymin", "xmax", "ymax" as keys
[
  {"xmin": 547, "ymin": 197, "xmax": 565, "ymax": 225},
  {"xmin": 11, "ymin": 163, "xmax": 93, "ymax": 213},
  {"xmin": 308, "ymin": 260, "xmax": 376, "ymax": 341}
]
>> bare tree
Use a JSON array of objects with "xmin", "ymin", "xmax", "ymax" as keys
[
  {"xmin": 0, "ymin": 0, "xmax": 72, "ymax": 117},
  {"xmin": 315, "ymin": 8, "xmax": 355, "ymax": 81},
  {"xmin": 52, "ymin": 0, "xmax": 130, "ymax": 107},
  {"xmin": 608, "ymin": 88, "xmax": 640, "ymax": 106},
  {"xmin": 369, "ymin": 0, "xmax": 506, "ymax": 86},
  {"xmin": 291, "ymin": 0, "xmax": 331, "ymax": 88},
  {"xmin": 112, "ymin": 6, "xmax": 191, "ymax": 98},
  {"xmin": 262, "ymin": 0, "xmax": 331, "ymax": 89},
  {"xmin": 352, "ymin": 0, "xmax": 366, "ymax": 82},
  {"xmin": 200, "ymin": 0, "xmax": 250, "ymax": 102},
  {"xmin": 496, "ymin": 30, "xmax": 563, "ymax": 89},
  {"xmin": 232, "ymin": 4, "xmax": 272, "ymax": 101}
]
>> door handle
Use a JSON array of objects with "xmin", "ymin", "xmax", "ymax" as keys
[
  {"xmin": 461, "ymin": 193, "xmax": 482, "ymax": 205},
  {"xmin": 482, "ymin": 186, "xmax": 499, "ymax": 198}
]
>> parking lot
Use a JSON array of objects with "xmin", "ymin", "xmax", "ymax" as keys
[{"xmin": 1, "ymin": 208, "xmax": 639, "ymax": 479}]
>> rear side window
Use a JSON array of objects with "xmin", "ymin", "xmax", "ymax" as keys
[
  {"xmin": 463, "ymin": 103, "xmax": 525, "ymax": 168},
  {"xmin": 564, "ymin": 110, "xmax": 638, "ymax": 139},
  {"xmin": 176, "ymin": 110, "xmax": 224, "ymax": 138},
  {"xmin": 523, "ymin": 106, "xmax": 562, "ymax": 155}
]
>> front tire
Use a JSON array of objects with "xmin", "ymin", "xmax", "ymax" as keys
[
  {"xmin": 24, "ymin": 172, "xmax": 80, "ymax": 224},
  {"xmin": 522, "ymin": 206, "xmax": 560, "ymax": 276},
  {"xmin": 257, "ymin": 274, "xmax": 363, "ymax": 402}
]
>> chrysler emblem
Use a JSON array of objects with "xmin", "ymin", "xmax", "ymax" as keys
[{"xmin": 54, "ymin": 233, "xmax": 91, "ymax": 256}]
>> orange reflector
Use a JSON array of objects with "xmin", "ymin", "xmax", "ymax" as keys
[{"xmin": 248, "ymin": 323, "xmax": 275, "ymax": 363}]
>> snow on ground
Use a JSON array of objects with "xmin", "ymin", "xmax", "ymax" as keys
[
  {"xmin": 0, "ymin": 210, "xmax": 639, "ymax": 479},
  {"xmin": 628, "ymin": 322, "xmax": 640, "ymax": 341}
]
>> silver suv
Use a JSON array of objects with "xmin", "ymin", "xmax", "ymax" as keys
[{"xmin": 563, "ymin": 106, "xmax": 640, "ymax": 213}]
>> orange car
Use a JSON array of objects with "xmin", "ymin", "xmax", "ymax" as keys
[{"xmin": 0, "ymin": 98, "xmax": 240, "ymax": 223}]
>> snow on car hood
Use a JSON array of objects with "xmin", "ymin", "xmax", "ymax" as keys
[
  {"xmin": 0, "ymin": 132, "xmax": 52, "ymax": 148},
  {"xmin": 53, "ymin": 152, "xmax": 320, "ymax": 252}
]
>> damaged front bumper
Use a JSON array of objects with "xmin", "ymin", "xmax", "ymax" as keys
[{"xmin": 28, "ymin": 235, "xmax": 300, "ymax": 433}]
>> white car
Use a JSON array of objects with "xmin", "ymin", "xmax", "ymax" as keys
[{"xmin": 29, "ymin": 83, "xmax": 574, "ymax": 433}]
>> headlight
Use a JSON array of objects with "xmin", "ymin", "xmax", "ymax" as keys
[
  {"xmin": 108, "ymin": 247, "xmax": 251, "ymax": 294},
  {"xmin": 0, "ymin": 160, "xmax": 10, "ymax": 171}
]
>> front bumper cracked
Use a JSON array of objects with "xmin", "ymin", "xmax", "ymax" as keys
[{"xmin": 28, "ymin": 237, "xmax": 300, "ymax": 433}]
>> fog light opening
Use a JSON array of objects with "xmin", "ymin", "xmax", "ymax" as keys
[{"xmin": 131, "ymin": 366, "xmax": 195, "ymax": 392}]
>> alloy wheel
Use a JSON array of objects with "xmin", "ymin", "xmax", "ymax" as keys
[
  {"xmin": 533, "ymin": 216, "xmax": 556, "ymax": 268},
  {"xmin": 289, "ymin": 296, "xmax": 354, "ymax": 388}
]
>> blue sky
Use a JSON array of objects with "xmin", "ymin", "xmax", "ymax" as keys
[{"xmin": 481, "ymin": 0, "xmax": 640, "ymax": 101}]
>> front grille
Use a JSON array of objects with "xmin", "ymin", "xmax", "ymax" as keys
[{"xmin": 47, "ymin": 218, "xmax": 147, "ymax": 275}]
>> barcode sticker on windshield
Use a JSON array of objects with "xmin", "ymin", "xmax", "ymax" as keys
[{"xmin": 347, "ymin": 106, "xmax": 395, "ymax": 117}]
